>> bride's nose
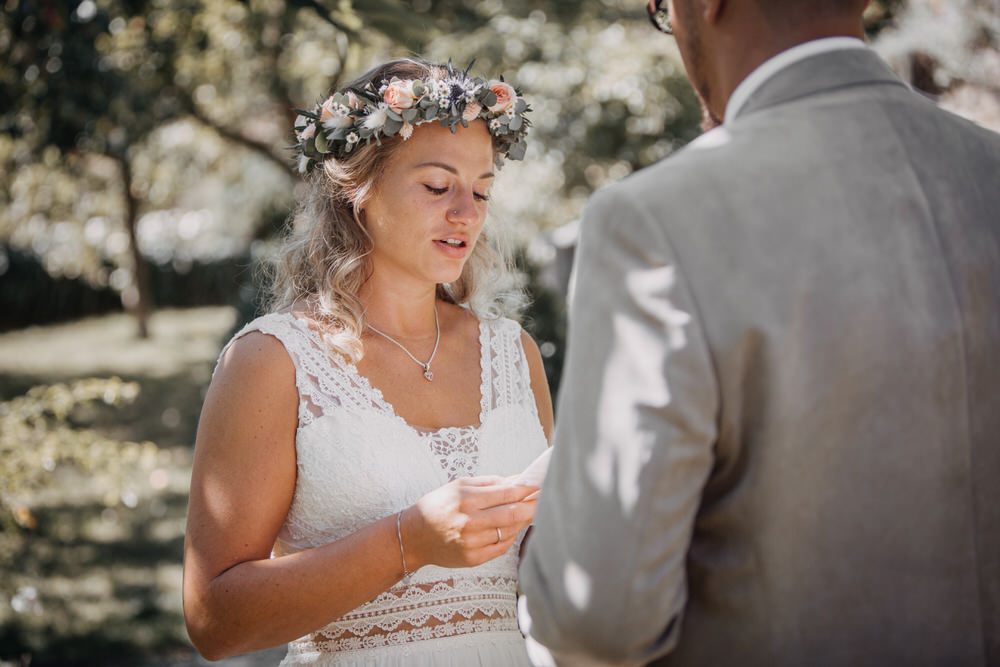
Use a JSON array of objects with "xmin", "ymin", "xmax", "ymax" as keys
[{"xmin": 445, "ymin": 188, "xmax": 480, "ymax": 226}]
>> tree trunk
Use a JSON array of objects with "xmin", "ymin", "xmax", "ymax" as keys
[{"xmin": 116, "ymin": 155, "xmax": 153, "ymax": 339}]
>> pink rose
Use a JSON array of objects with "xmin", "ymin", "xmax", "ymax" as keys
[
  {"xmin": 346, "ymin": 91, "xmax": 363, "ymax": 110},
  {"xmin": 384, "ymin": 80, "xmax": 416, "ymax": 113},
  {"xmin": 299, "ymin": 123, "xmax": 316, "ymax": 140},
  {"xmin": 487, "ymin": 80, "xmax": 517, "ymax": 112},
  {"xmin": 462, "ymin": 102, "xmax": 482, "ymax": 123}
]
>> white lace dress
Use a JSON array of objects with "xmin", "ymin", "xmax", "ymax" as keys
[{"xmin": 218, "ymin": 311, "xmax": 548, "ymax": 666}]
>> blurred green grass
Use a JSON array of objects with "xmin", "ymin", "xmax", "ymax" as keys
[{"xmin": 0, "ymin": 307, "xmax": 285, "ymax": 665}]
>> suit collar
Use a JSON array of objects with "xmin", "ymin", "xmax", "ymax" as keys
[
  {"xmin": 724, "ymin": 37, "xmax": 868, "ymax": 121},
  {"xmin": 729, "ymin": 46, "xmax": 909, "ymax": 122}
]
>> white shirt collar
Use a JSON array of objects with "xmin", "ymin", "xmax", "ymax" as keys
[{"xmin": 724, "ymin": 37, "xmax": 868, "ymax": 123}]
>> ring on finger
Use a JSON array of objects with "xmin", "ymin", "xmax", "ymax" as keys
[{"xmin": 495, "ymin": 527, "xmax": 502, "ymax": 544}]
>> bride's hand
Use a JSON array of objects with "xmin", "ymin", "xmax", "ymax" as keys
[{"xmin": 402, "ymin": 476, "xmax": 538, "ymax": 570}]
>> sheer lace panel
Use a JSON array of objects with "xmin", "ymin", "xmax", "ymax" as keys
[{"xmin": 420, "ymin": 425, "xmax": 480, "ymax": 481}]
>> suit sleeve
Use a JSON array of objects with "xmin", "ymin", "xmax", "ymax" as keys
[{"xmin": 519, "ymin": 185, "xmax": 719, "ymax": 665}]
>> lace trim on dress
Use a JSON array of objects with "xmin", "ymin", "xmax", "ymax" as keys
[
  {"xmin": 313, "ymin": 576, "xmax": 517, "ymax": 639},
  {"xmin": 286, "ymin": 616, "xmax": 520, "ymax": 658}
]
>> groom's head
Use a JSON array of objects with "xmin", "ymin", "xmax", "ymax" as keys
[{"xmin": 658, "ymin": 0, "xmax": 869, "ymax": 127}]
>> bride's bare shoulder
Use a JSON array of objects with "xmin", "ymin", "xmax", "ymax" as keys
[{"xmin": 213, "ymin": 328, "xmax": 296, "ymax": 401}]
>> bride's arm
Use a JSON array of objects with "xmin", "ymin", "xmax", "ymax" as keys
[
  {"xmin": 521, "ymin": 331, "xmax": 554, "ymax": 443},
  {"xmin": 183, "ymin": 332, "xmax": 534, "ymax": 660}
]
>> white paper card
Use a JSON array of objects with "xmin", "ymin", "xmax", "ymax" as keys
[{"xmin": 515, "ymin": 448, "xmax": 552, "ymax": 487}]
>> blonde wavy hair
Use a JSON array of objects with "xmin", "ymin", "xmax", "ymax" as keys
[{"xmin": 266, "ymin": 58, "xmax": 524, "ymax": 362}]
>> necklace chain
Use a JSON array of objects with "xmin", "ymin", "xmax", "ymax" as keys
[{"xmin": 366, "ymin": 305, "xmax": 440, "ymax": 382}]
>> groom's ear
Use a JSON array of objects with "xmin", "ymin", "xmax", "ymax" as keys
[{"xmin": 702, "ymin": 0, "xmax": 726, "ymax": 25}]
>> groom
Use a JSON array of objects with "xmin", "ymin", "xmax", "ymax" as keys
[{"xmin": 519, "ymin": 0, "xmax": 1000, "ymax": 665}]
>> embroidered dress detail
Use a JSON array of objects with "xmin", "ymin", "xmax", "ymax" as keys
[{"xmin": 215, "ymin": 311, "xmax": 547, "ymax": 666}]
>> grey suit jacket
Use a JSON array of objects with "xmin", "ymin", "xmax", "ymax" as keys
[{"xmin": 520, "ymin": 47, "xmax": 1000, "ymax": 667}]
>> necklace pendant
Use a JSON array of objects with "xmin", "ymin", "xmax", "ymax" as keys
[{"xmin": 423, "ymin": 368, "xmax": 434, "ymax": 382}]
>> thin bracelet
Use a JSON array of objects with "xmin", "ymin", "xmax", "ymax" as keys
[{"xmin": 396, "ymin": 510, "xmax": 412, "ymax": 585}]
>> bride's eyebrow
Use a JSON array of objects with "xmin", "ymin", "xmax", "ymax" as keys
[{"xmin": 414, "ymin": 161, "xmax": 494, "ymax": 180}]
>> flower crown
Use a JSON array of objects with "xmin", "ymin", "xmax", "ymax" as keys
[{"xmin": 293, "ymin": 63, "xmax": 531, "ymax": 175}]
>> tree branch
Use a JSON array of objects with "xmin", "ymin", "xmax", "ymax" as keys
[{"xmin": 187, "ymin": 106, "xmax": 297, "ymax": 178}]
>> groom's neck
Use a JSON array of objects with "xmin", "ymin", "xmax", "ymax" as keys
[{"xmin": 701, "ymin": 5, "xmax": 868, "ymax": 121}]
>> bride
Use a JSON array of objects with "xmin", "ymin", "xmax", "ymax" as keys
[{"xmin": 182, "ymin": 59, "xmax": 552, "ymax": 665}]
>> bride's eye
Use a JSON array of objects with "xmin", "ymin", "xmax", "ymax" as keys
[
  {"xmin": 424, "ymin": 185, "xmax": 448, "ymax": 195},
  {"xmin": 474, "ymin": 191, "xmax": 490, "ymax": 202}
]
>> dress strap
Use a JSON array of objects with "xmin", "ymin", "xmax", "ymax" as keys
[
  {"xmin": 479, "ymin": 316, "xmax": 539, "ymax": 419},
  {"xmin": 214, "ymin": 312, "xmax": 388, "ymax": 429}
]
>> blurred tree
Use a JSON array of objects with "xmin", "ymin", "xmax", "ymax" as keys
[
  {"xmin": 0, "ymin": 377, "xmax": 158, "ymax": 531},
  {"xmin": 0, "ymin": 0, "xmax": 427, "ymax": 337}
]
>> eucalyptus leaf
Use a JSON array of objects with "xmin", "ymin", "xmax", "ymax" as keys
[
  {"xmin": 383, "ymin": 118, "xmax": 403, "ymax": 135},
  {"xmin": 314, "ymin": 132, "xmax": 329, "ymax": 153},
  {"xmin": 515, "ymin": 99, "xmax": 527, "ymax": 113},
  {"xmin": 412, "ymin": 80, "xmax": 426, "ymax": 96},
  {"xmin": 481, "ymin": 90, "xmax": 497, "ymax": 108},
  {"xmin": 402, "ymin": 108, "xmax": 418, "ymax": 122},
  {"xmin": 425, "ymin": 105, "xmax": 439, "ymax": 120},
  {"xmin": 509, "ymin": 115, "xmax": 522, "ymax": 131},
  {"xmin": 386, "ymin": 109, "xmax": 403, "ymax": 122}
]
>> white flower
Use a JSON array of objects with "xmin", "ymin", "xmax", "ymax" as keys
[
  {"xmin": 489, "ymin": 118, "xmax": 502, "ymax": 133},
  {"xmin": 298, "ymin": 154, "xmax": 309, "ymax": 173},
  {"xmin": 362, "ymin": 103, "xmax": 388, "ymax": 132},
  {"xmin": 432, "ymin": 79, "xmax": 451, "ymax": 101},
  {"xmin": 346, "ymin": 132, "xmax": 360, "ymax": 144},
  {"xmin": 399, "ymin": 121, "xmax": 414, "ymax": 140},
  {"xmin": 321, "ymin": 100, "xmax": 353, "ymax": 129},
  {"xmin": 505, "ymin": 106, "xmax": 516, "ymax": 118}
]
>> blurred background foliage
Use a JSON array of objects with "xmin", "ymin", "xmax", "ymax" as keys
[{"xmin": 1, "ymin": 0, "xmax": 998, "ymax": 662}]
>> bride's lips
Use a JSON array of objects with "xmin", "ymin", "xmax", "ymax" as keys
[{"xmin": 433, "ymin": 237, "xmax": 470, "ymax": 258}]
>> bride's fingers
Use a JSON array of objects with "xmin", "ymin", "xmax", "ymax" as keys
[
  {"xmin": 472, "ymin": 499, "xmax": 536, "ymax": 529},
  {"xmin": 457, "ymin": 475, "xmax": 507, "ymax": 487},
  {"xmin": 460, "ymin": 484, "xmax": 536, "ymax": 510},
  {"xmin": 470, "ymin": 533, "xmax": 520, "ymax": 561}
]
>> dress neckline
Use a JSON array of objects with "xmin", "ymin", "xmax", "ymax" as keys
[{"xmin": 279, "ymin": 310, "xmax": 490, "ymax": 436}]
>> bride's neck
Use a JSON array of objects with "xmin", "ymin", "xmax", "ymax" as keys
[{"xmin": 358, "ymin": 274, "xmax": 439, "ymax": 338}]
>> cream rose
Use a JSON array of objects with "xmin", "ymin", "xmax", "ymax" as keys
[
  {"xmin": 320, "ymin": 97, "xmax": 336, "ymax": 122},
  {"xmin": 384, "ymin": 80, "xmax": 416, "ymax": 113},
  {"xmin": 487, "ymin": 80, "xmax": 517, "ymax": 112}
]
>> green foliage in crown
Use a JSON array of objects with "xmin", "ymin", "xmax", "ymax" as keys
[{"xmin": 293, "ymin": 63, "xmax": 531, "ymax": 174}]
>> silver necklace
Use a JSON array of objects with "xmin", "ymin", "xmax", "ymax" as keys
[{"xmin": 366, "ymin": 305, "xmax": 440, "ymax": 382}]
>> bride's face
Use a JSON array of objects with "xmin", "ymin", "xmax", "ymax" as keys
[{"xmin": 363, "ymin": 120, "xmax": 495, "ymax": 288}]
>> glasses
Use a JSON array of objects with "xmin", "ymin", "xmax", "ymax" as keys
[{"xmin": 647, "ymin": 0, "xmax": 673, "ymax": 34}]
